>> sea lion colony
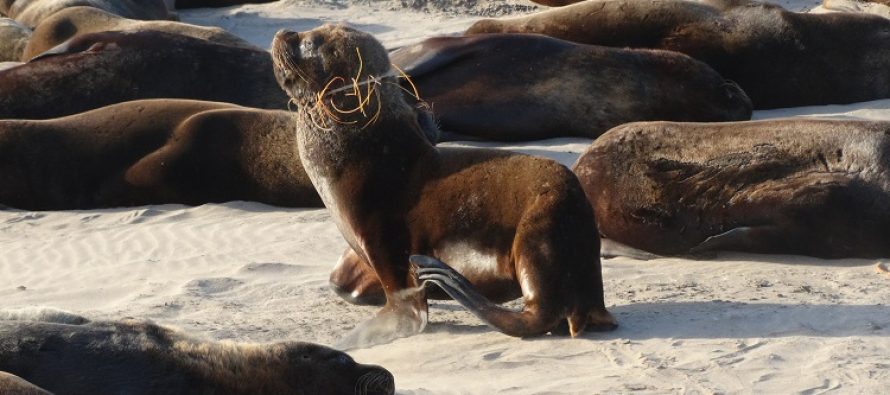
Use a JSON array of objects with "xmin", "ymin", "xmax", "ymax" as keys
[{"xmin": 2, "ymin": 0, "xmax": 890, "ymax": 392}]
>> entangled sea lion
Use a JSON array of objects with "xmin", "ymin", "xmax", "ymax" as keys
[
  {"xmin": 390, "ymin": 33, "xmax": 751, "ymax": 142},
  {"xmin": 467, "ymin": 0, "xmax": 890, "ymax": 109},
  {"xmin": 272, "ymin": 24, "xmax": 616, "ymax": 344},
  {"xmin": 0, "ymin": 99, "xmax": 320, "ymax": 210},
  {"xmin": 572, "ymin": 119, "xmax": 890, "ymax": 259}
]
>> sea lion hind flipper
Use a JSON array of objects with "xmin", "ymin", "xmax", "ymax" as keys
[{"xmin": 687, "ymin": 226, "xmax": 755, "ymax": 256}]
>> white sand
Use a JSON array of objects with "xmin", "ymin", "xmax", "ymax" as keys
[{"xmin": 3, "ymin": 0, "xmax": 890, "ymax": 393}]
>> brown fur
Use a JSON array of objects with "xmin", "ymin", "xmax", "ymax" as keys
[
  {"xmin": 0, "ymin": 30, "xmax": 287, "ymax": 120},
  {"xmin": 573, "ymin": 119, "xmax": 890, "ymax": 259},
  {"xmin": 0, "ymin": 372, "xmax": 51, "ymax": 395},
  {"xmin": 0, "ymin": 99, "xmax": 320, "ymax": 210},
  {"xmin": 0, "ymin": 17, "xmax": 29, "ymax": 61},
  {"xmin": 1, "ymin": 0, "xmax": 172, "ymax": 28},
  {"xmin": 390, "ymin": 33, "xmax": 751, "ymax": 142},
  {"xmin": 0, "ymin": 318, "xmax": 394, "ymax": 395},
  {"xmin": 272, "ymin": 24, "xmax": 615, "ymax": 342},
  {"xmin": 467, "ymin": 0, "xmax": 890, "ymax": 109},
  {"xmin": 23, "ymin": 6, "xmax": 256, "ymax": 60}
]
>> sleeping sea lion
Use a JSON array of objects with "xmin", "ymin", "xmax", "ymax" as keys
[
  {"xmin": 390, "ymin": 33, "xmax": 751, "ymax": 141},
  {"xmin": 272, "ymin": 23, "xmax": 616, "ymax": 345},
  {"xmin": 572, "ymin": 119, "xmax": 890, "ymax": 259},
  {"xmin": 0, "ymin": 99, "xmax": 320, "ymax": 210},
  {"xmin": 467, "ymin": 0, "xmax": 890, "ymax": 109},
  {"xmin": 23, "ymin": 6, "xmax": 256, "ymax": 60},
  {"xmin": 0, "ymin": 316, "xmax": 395, "ymax": 395}
]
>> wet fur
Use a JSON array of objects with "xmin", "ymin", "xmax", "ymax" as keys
[
  {"xmin": 0, "ymin": 30, "xmax": 287, "ymax": 120},
  {"xmin": 0, "ymin": 99, "xmax": 320, "ymax": 210},
  {"xmin": 390, "ymin": 33, "xmax": 751, "ymax": 141},
  {"xmin": 468, "ymin": 0, "xmax": 890, "ymax": 109},
  {"xmin": 272, "ymin": 24, "xmax": 615, "ymax": 339},
  {"xmin": 573, "ymin": 119, "xmax": 890, "ymax": 258}
]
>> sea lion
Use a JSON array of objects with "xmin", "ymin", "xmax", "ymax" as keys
[
  {"xmin": 1, "ymin": 0, "xmax": 173, "ymax": 28},
  {"xmin": 0, "ymin": 317, "xmax": 395, "ymax": 395},
  {"xmin": 272, "ymin": 24, "xmax": 616, "ymax": 344},
  {"xmin": 0, "ymin": 17, "xmax": 29, "ymax": 61},
  {"xmin": 390, "ymin": 33, "xmax": 751, "ymax": 142},
  {"xmin": 23, "ymin": 6, "xmax": 256, "ymax": 60},
  {"xmin": 0, "ymin": 99, "xmax": 320, "ymax": 210},
  {"xmin": 0, "ymin": 372, "xmax": 51, "ymax": 395},
  {"xmin": 467, "ymin": 0, "xmax": 890, "ymax": 109},
  {"xmin": 572, "ymin": 119, "xmax": 890, "ymax": 259},
  {"xmin": 0, "ymin": 30, "xmax": 287, "ymax": 120},
  {"xmin": 169, "ymin": 0, "xmax": 278, "ymax": 8}
]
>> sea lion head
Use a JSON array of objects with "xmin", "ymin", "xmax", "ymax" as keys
[
  {"xmin": 282, "ymin": 342, "xmax": 395, "ymax": 395},
  {"xmin": 271, "ymin": 23, "xmax": 391, "ymax": 104}
]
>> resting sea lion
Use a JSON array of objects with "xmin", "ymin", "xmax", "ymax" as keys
[
  {"xmin": 572, "ymin": 119, "xmax": 890, "ymax": 259},
  {"xmin": 23, "ymin": 6, "xmax": 256, "ymax": 60},
  {"xmin": 0, "ymin": 99, "xmax": 320, "ymax": 210},
  {"xmin": 0, "ymin": 317, "xmax": 395, "ymax": 395},
  {"xmin": 390, "ymin": 33, "xmax": 751, "ymax": 141},
  {"xmin": 1, "ymin": 0, "xmax": 172, "ymax": 28},
  {"xmin": 467, "ymin": 0, "xmax": 890, "ymax": 109},
  {"xmin": 0, "ymin": 30, "xmax": 287, "ymax": 120},
  {"xmin": 272, "ymin": 24, "xmax": 615, "ymax": 344},
  {"xmin": 0, "ymin": 17, "xmax": 29, "ymax": 61}
]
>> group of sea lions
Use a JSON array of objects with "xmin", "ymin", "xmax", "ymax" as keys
[{"xmin": 4, "ymin": 0, "xmax": 890, "ymax": 392}]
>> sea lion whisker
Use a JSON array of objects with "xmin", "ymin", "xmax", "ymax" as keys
[{"xmin": 390, "ymin": 63, "xmax": 421, "ymax": 101}]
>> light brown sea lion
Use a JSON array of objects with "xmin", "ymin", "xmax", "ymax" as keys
[
  {"xmin": 467, "ymin": 0, "xmax": 890, "ymax": 109},
  {"xmin": 572, "ymin": 119, "xmax": 890, "ymax": 259},
  {"xmin": 0, "ymin": 316, "xmax": 395, "ymax": 395},
  {"xmin": 1, "ymin": 0, "xmax": 173, "ymax": 28},
  {"xmin": 0, "ymin": 99, "xmax": 320, "ymax": 210},
  {"xmin": 23, "ymin": 6, "xmax": 256, "ymax": 60},
  {"xmin": 390, "ymin": 33, "xmax": 751, "ymax": 142},
  {"xmin": 271, "ymin": 24, "xmax": 616, "ymax": 345},
  {"xmin": 0, "ymin": 372, "xmax": 51, "ymax": 395},
  {"xmin": 0, "ymin": 17, "xmax": 29, "ymax": 61},
  {"xmin": 0, "ymin": 30, "xmax": 287, "ymax": 120}
]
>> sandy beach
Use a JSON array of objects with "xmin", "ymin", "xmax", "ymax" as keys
[{"xmin": 3, "ymin": 0, "xmax": 890, "ymax": 393}]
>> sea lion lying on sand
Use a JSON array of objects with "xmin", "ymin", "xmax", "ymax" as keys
[
  {"xmin": 0, "ymin": 30, "xmax": 287, "ymax": 120},
  {"xmin": 468, "ymin": 0, "xmax": 890, "ymax": 109},
  {"xmin": 1, "ymin": 0, "xmax": 172, "ymax": 28},
  {"xmin": 390, "ymin": 33, "xmax": 751, "ymax": 141},
  {"xmin": 572, "ymin": 119, "xmax": 890, "ymax": 259},
  {"xmin": 23, "ymin": 6, "xmax": 256, "ymax": 60},
  {"xmin": 272, "ymin": 23, "xmax": 615, "ymax": 345},
  {"xmin": 0, "ymin": 99, "xmax": 320, "ymax": 210},
  {"xmin": 0, "ymin": 313, "xmax": 394, "ymax": 395}
]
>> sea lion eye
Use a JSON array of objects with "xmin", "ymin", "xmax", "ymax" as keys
[{"xmin": 300, "ymin": 354, "xmax": 311, "ymax": 361}]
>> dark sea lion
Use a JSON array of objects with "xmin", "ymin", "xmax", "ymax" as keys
[
  {"xmin": 0, "ymin": 317, "xmax": 395, "ymax": 395},
  {"xmin": 468, "ymin": 0, "xmax": 890, "ymax": 109},
  {"xmin": 23, "ymin": 6, "xmax": 256, "ymax": 60},
  {"xmin": 171, "ymin": 0, "xmax": 278, "ymax": 8},
  {"xmin": 0, "ymin": 17, "xmax": 29, "ymax": 61},
  {"xmin": 272, "ymin": 24, "xmax": 615, "ymax": 344},
  {"xmin": 0, "ymin": 372, "xmax": 51, "ymax": 395},
  {"xmin": 1, "ymin": 0, "xmax": 172, "ymax": 28},
  {"xmin": 0, "ymin": 99, "xmax": 320, "ymax": 210},
  {"xmin": 390, "ymin": 33, "xmax": 751, "ymax": 142},
  {"xmin": 0, "ymin": 30, "xmax": 287, "ymax": 120},
  {"xmin": 572, "ymin": 119, "xmax": 890, "ymax": 259}
]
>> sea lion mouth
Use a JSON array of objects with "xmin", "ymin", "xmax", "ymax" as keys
[{"xmin": 354, "ymin": 367, "xmax": 395, "ymax": 395}]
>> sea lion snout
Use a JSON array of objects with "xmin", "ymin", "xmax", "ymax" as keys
[{"xmin": 355, "ymin": 364, "xmax": 396, "ymax": 395}]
